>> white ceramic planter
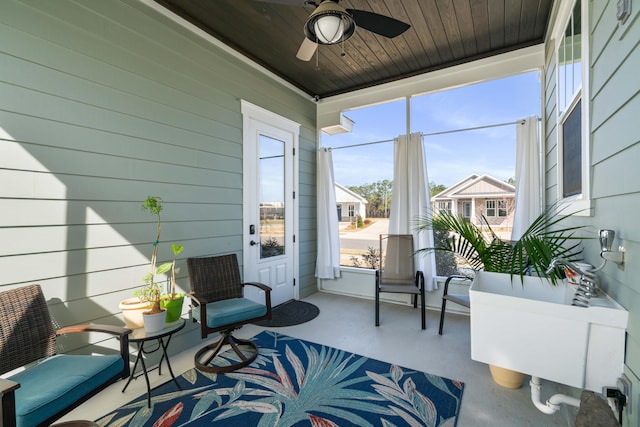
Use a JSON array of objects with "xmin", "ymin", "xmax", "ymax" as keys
[{"xmin": 143, "ymin": 310, "xmax": 167, "ymax": 333}]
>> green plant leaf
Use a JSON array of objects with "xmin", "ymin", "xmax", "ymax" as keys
[
  {"xmin": 172, "ymin": 243, "xmax": 184, "ymax": 255},
  {"xmin": 142, "ymin": 196, "xmax": 163, "ymax": 215},
  {"xmin": 156, "ymin": 262, "xmax": 172, "ymax": 275},
  {"xmin": 414, "ymin": 203, "xmax": 589, "ymax": 285}
]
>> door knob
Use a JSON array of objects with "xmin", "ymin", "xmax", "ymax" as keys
[{"xmin": 250, "ymin": 240, "xmax": 258, "ymax": 246}]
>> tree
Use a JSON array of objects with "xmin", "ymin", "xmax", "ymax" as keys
[
  {"xmin": 347, "ymin": 180, "xmax": 449, "ymax": 218},
  {"xmin": 348, "ymin": 180, "xmax": 392, "ymax": 218},
  {"xmin": 429, "ymin": 181, "xmax": 447, "ymax": 197}
]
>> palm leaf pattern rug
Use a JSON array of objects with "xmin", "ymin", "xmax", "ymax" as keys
[{"xmin": 97, "ymin": 331, "xmax": 464, "ymax": 426}]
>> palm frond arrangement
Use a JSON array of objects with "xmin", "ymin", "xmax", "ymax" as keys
[{"xmin": 414, "ymin": 204, "xmax": 587, "ymax": 285}]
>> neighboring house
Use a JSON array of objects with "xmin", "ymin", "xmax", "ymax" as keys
[
  {"xmin": 431, "ymin": 174, "xmax": 515, "ymax": 230},
  {"xmin": 334, "ymin": 183, "xmax": 367, "ymax": 222}
]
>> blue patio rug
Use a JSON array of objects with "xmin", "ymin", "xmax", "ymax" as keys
[{"xmin": 96, "ymin": 331, "xmax": 464, "ymax": 426}]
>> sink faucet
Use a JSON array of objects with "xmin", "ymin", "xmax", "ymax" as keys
[
  {"xmin": 546, "ymin": 257, "xmax": 586, "ymax": 276},
  {"xmin": 546, "ymin": 257, "xmax": 599, "ymax": 307}
]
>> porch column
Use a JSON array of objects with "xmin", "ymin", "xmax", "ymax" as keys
[{"xmin": 471, "ymin": 198, "xmax": 477, "ymax": 224}]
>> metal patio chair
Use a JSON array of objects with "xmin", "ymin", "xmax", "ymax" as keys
[
  {"xmin": 187, "ymin": 254, "xmax": 272, "ymax": 373},
  {"xmin": 375, "ymin": 234, "xmax": 426, "ymax": 329},
  {"xmin": 438, "ymin": 275, "xmax": 472, "ymax": 335}
]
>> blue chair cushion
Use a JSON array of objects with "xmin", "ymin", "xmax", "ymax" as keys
[
  {"xmin": 8, "ymin": 354, "xmax": 123, "ymax": 427},
  {"xmin": 193, "ymin": 298, "xmax": 267, "ymax": 329}
]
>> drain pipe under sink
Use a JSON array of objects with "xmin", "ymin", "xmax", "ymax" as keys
[{"xmin": 530, "ymin": 376, "xmax": 581, "ymax": 414}]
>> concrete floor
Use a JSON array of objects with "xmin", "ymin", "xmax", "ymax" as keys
[{"xmin": 61, "ymin": 292, "xmax": 579, "ymax": 426}]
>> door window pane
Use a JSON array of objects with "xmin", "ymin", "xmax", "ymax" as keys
[
  {"xmin": 463, "ymin": 202, "xmax": 471, "ymax": 218},
  {"xmin": 259, "ymin": 135, "xmax": 285, "ymax": 258}
]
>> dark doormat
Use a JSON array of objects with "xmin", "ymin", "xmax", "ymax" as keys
[{"xmin": 253, "ymin": 300, "xmax": 320, "ymax": 327}]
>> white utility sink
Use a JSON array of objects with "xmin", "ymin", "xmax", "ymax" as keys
[{"xmin": 469, "ymin": 271, "xmax": 628, "ymax": 392}]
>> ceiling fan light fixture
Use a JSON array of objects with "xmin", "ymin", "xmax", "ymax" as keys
[
  {"xmin": 304, "ymin": 1, "xmax": 355, "ymax": 45},
  {"xmin": 314, "ymin": 15, "xmax": 344, "ymax": 44}
]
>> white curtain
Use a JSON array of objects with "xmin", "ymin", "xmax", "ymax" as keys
[
  {"xmin": 388, "ymin": 133, "xmax": 437, "ymax": 291},
  {"xmin": 511, "ymin": 116, "xmax": 541, "ymax": 241},
  {"xmin": 315, "ymin": 148, "xmax": 341, "ymax": 279}
]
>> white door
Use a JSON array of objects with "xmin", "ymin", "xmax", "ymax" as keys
[{"xmin": 241, "ymin": 101, "xmax": 299, "ymax": 307}]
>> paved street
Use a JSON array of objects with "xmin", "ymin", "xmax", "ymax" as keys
[{"xmin": 339, "ymin": 218, "xmax": 389, "ymax": 252}]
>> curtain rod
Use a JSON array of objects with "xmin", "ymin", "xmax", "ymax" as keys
[{"xmin": 324, "ymin": 118, "xmax": 538, "ymax": 151}]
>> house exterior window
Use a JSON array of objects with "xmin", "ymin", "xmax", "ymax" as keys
[
  {"xmin": 486, "ymin": 200, "xmax": 496, "ymax": 217},
  {"xmin": 555, "ymin": 0, "xmax": 590, "ymax": 212},
  {"xmin": 437, "ymin": 201, "xmax": 451, "ymax": 214},
  {"xmin": 562, "ymin": 100, "xmax": 582, "ymax": 196},
  {"xmin": 348, "ymin": 204, "xmax": 355, "ymax": 217},
  {"xmin": 558, "ymin": 0, "xmax": 581, "ymax": 116},
  {"xmin": 498, "ymin": 200, "xmax": 507, "ymax": 217}
]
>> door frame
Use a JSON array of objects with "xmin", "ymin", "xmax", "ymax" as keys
[{"xmin": 241, "ymin": 100, "xmax": 300, "ymax": 303}]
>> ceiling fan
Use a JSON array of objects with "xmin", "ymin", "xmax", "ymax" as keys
[{"xmin": 256, "ymin": 0, "xmax": 411, "ymax": 61}]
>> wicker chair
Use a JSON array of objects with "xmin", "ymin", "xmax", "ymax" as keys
[
  {"xmin": 0, "ymin": 284, "xmax": 131, "ymax": 427},
  {"xmin": 187, "ymin": 254, "xmax": 272, "ymax": 373},
  {"xmin": 375, "ymin": 234, "xmax": 426, "ymax": 329}
]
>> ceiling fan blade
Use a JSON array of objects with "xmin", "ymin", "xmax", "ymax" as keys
[
  {"xmin": 296, "ymin": 37, "xmax": 318, "ymax": 61},
  {"xmin": 346, "ymin": 9, "xmax": 410, "ymax": 38}
]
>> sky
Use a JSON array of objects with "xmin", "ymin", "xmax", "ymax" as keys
[{"xmin": 320, "ymin": 71, "xmax": 541, "ymax": 188}]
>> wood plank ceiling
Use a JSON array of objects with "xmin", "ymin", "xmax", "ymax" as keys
[{"xmin": 154, "ymin": 0, "xmax": 554, "ymax": 99}]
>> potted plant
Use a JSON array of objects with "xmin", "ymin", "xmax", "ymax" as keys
[
  {"xmin": 136, "ymin": 196, "xmax": 170, "ymax": 332},
  {"xmin": 119, "ymin": 196, "xmax": 184, "ymax": 331},
  {"xmin": 160, "ymin": 243, "xmax": 185, "ymax": 323},
  {"xmin": 414, "ymin": 204, "xmax": 586, "ymax": 387},
  {"xmin": 136, "ymin": 273, "xmax": 167, "ymax": 333},
  {"xmin": 414, "ymin": 204, "xmax": 586, "ymax": 284}
]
